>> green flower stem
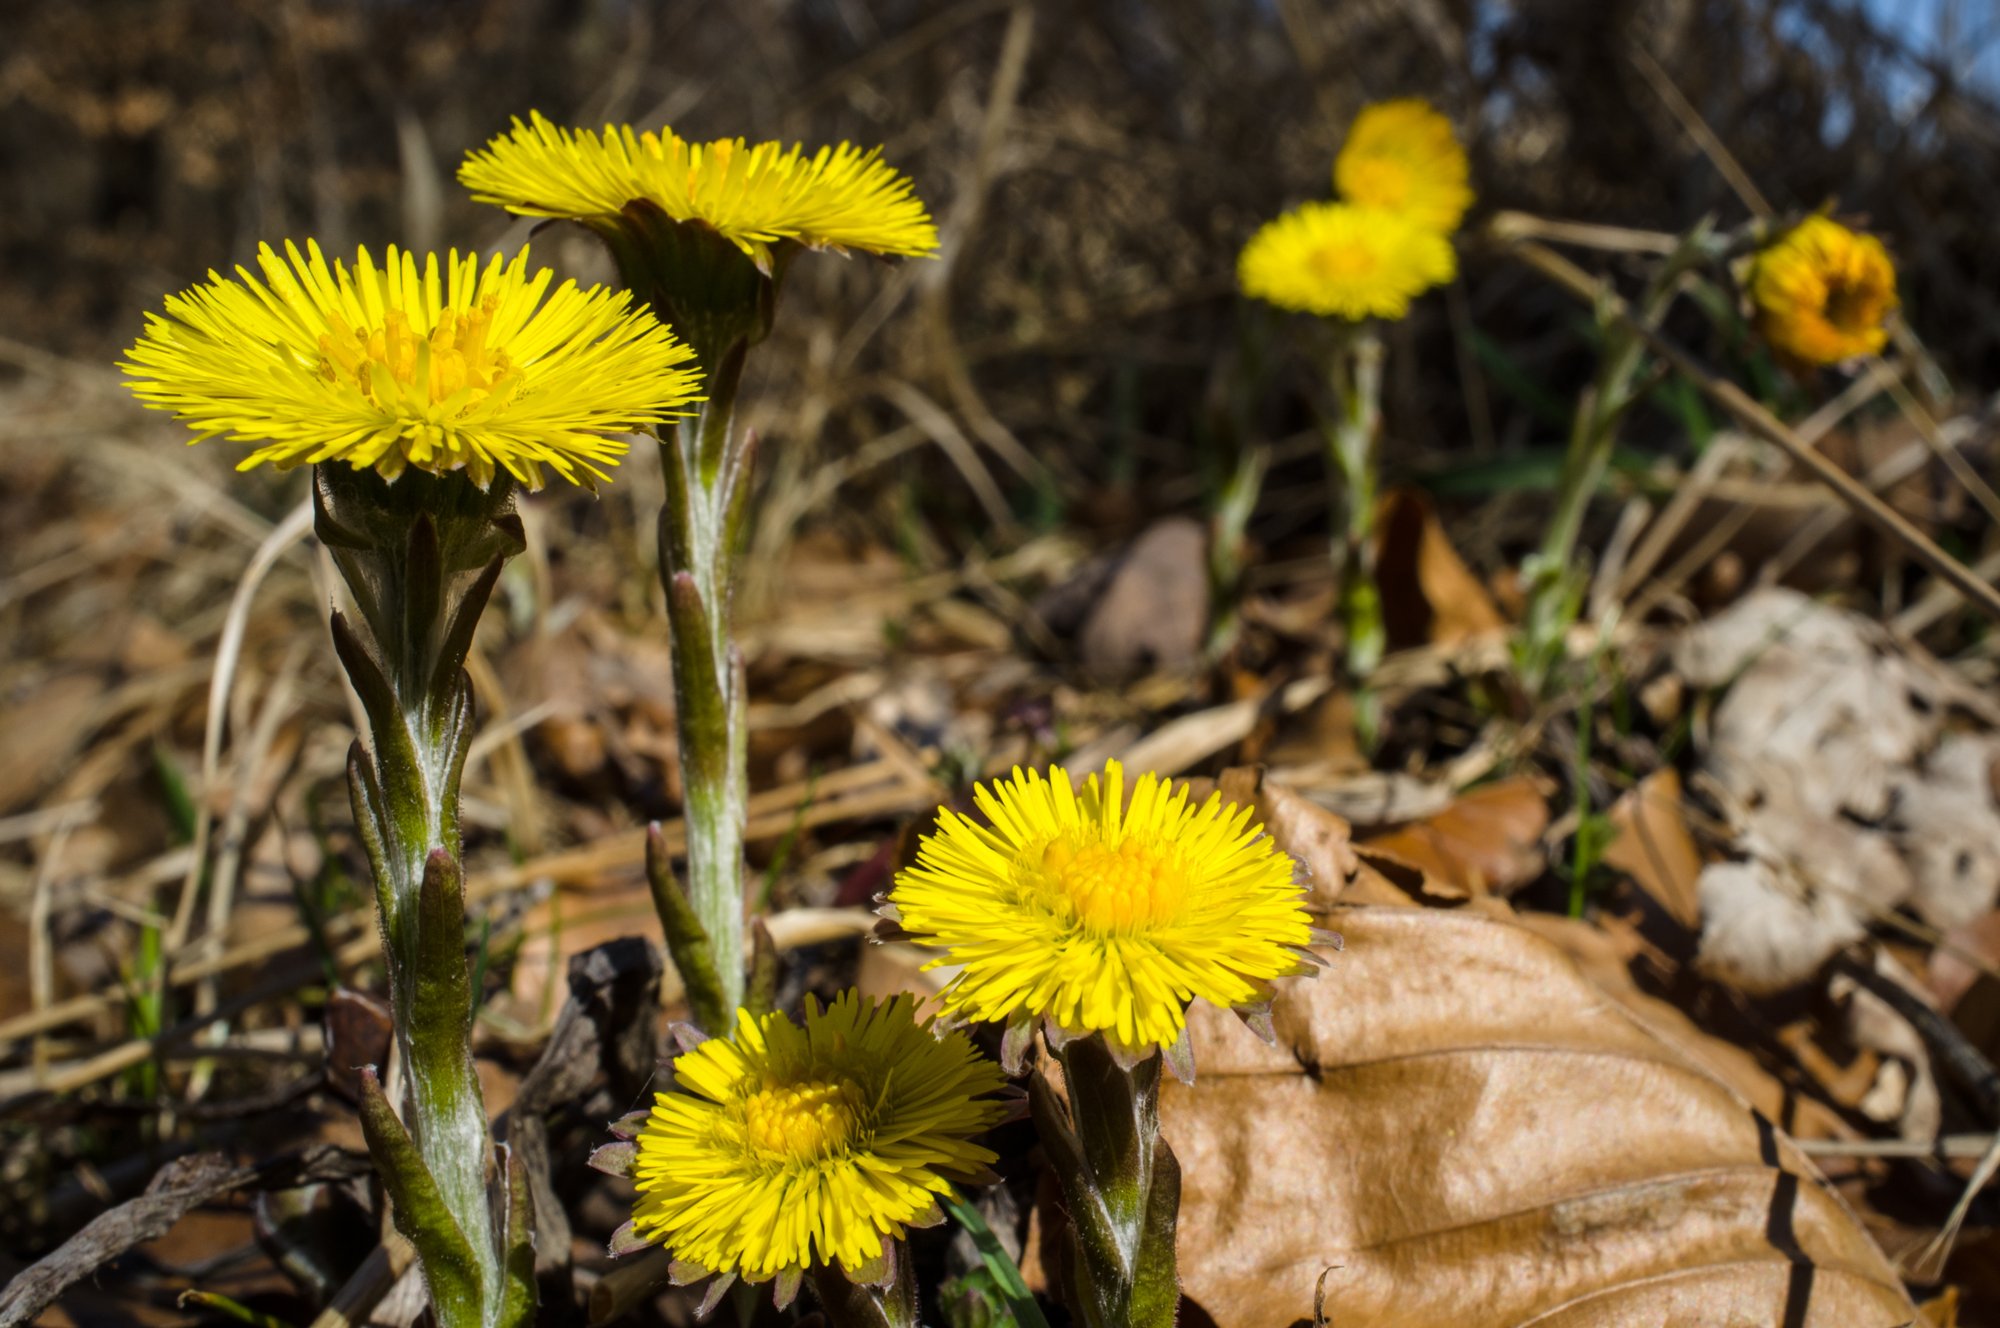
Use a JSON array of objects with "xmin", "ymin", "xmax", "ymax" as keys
[
  {"xmin": 591, "ymin": 203, "xmax": 792, "ymax": 1024},
  {"xmin": 1324, "ymin": 325, "xmax": 1385, "ymax": 743},
  {"xmin": 656, "ymin": 360, "xmax": 754, "ymax": 1018},
  {"xmin": 1030, "ymin": 1036, "xmax": 1180, "ymax": 1328},
  {"xmin": 807, "ymin": 1245, "xmax": 919, "ymax": 1328},
  {"xmin": 316, "ymin": 466, "xmax": 533, "ymax": 1328},
  {"xmin": 1518, "ymin": 222, "xmax": 1719, "ymax": 694},
  {"xmin": 1205, "ymin": 444, "xmax": 1268, "ymax": 661}
]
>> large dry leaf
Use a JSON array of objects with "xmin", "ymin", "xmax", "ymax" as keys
[
  {"xmin": 1163, "ymin": 906, "xmax": 1914, "ymax": 1327},
  {"xmin": 1510, "ymin": 911, "xmax": 1856, "ymax": 1146}
]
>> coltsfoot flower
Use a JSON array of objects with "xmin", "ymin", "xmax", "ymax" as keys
[
  {"xmin": 1747, "ymin": 215, "xmax": 1898, "ymax": 365},
  {"xmin": 459, "ymin": 111, "xmax": 937, "ymax": 268},
  {"xmin": 1239, "ymin": 201, "xmax": 1455, "ymax": 321},
  {"xmin": 1334, "ymin": 98, "xmax": 1474, "ymax": 235},
  {"xmin": 629, "ymin": 993, "xmax": 1007, "ymax": 1288},
  {"xmin": 888, "ymin": 761, "xmax": 1314, "ymax": 1060},
  {"xmin": 123, "ymin": 241, "xmax": 700, "ymax": 490}
]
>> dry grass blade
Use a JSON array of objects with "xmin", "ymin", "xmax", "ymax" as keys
[
  {"xmin": 1795, "ymin": 1135, "xmax": 1996, "ymax": 1160},
  {"xmin": 166, "ymin": 497, "xmax": 313, "ymax": 953},
  {"xmin": 875, "ymin": 378, "xmax": 1018, "ymax": 534},
  {"xmin": 306, "ymin": 1233, "xmax": 417, "ymax": 1328},
  {"xmin": 1908, "ymin": 1133, "xmax": 2000, "ymax": 1282},
  {"xmin": 1628, "ymin": 44, "xmax": 1774, "ymax": 220}
]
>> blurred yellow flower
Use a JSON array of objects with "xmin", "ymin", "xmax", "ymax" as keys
[
  {"xmin": 459, "ymin": 111, "xmax": 938, "ymax": 269},
  {"xmin": 630, "ymin": 993, "xmax": 1005, "ymax": 1285},
  {"xmin": 888, "ymin": 760, "xmax": 1313, "ymax": 1057},
  {"xmin": 123, "ymin": 241, "xmax": 698, "ymax": 491},
  {"xmin": 1334, "ymin": 98, "xmax": 1473, "ymax": 235},
  {"xmin": 1748, "ymin": 215, "xmax": 1898, "ymax": 365},
  {"xmin": 1239, "ymin": 201, "xmax": 1455, "ymax": 321}
]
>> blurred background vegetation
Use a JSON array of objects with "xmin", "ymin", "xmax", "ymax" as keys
[{"xmin": 8, "ymin": 0, "xmax": 2000, "ymax": 552}]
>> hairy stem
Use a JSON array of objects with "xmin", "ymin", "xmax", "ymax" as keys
[
  {"xmin": 657, "ymin": 352, "xmax": 754, "ymax": 1018},
  {"xmin": 807, "ymin": 1244, "xmax": 919, "ymax": 1328},
  {"xmin": 1324, "ymin": 326, "xmax": 1385, "ymax": 687},
  {"xmin": 1032, "ymin": 1037, "xmax": 1180, "ymax": 1328},
  {"xmin": 318, "ymin": 466, "xmax": 530, "ymax": 1328}
]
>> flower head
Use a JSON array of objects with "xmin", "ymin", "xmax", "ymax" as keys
[
  {"xmin": 888, "ymin": 761, "xmax": 1313, "ymax": 1057},
  {"xmin": 123, "ymin": 241, "xmax": 699, "ymax": 490},
  {"xmin": 1239, "ymin": 201, "xmax": 1455, "ymax": 321},
  {"xmin": 1334, "ymin": 98, "xmax": 1473, "ymax": 234},
  {"xmin": 630, "ymin": 993, "xmax": 1006, "ymax": 1284},
  {"xmin": 459, "ymin": 111, "xmax": 938, "ymax": 268},
  {"xmin": 1747, "ymin": 215, "xmax": 1898, "ymax": 365}
]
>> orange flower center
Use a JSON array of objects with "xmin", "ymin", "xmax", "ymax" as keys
[
  {"xmin": 1039, "ymin": 835, "xmax": 1189, "ymax": 932},
  {"xmin": 318, "ymin": 295, "xmax": 518, "ymax": 411},
  {"xmin": 1823, "ymin": 275, "xmax": 1883, "ymax": 335},
  {"xmin": 1306, "ymin": 239, "xmax": 1380, "ymax": 285},
  {"xmin": 743, "ymin": 1077, "xmax": 866, "ymax": 1163}
]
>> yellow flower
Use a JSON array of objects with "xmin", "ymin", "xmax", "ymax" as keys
[
  {"xmin": 630, "ymin": 993, "xmax": 1006, "ymax": 1284},
  {"xmin": 1747, "ymin": 215, "xmax": 1898, "ymax": 365},
  {"xmin": 1239, "ymin": 201, "xmax": 1455, "ymax": 321},
  {"xmin": 459, "ymin": 111, "xmax": 938, "ymax": 267},
  {"xmin": 1334, "ymin": 98, "xmax": 1473, "ymax": 234},
  {"xmin": 888, "ymin": 761, "xmax": 1313, "ymax": 1057},
  {"xmin": 123, "ymin": 241, "xmax": 699, "ymax": 490}
]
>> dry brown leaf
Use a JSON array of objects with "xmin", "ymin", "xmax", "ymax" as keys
[
  {"xmin": 1163, "ymin": 906, "xmax": 1915, "ymax": 1327},
  {"xmin": 500, "ymin": 878, "xmax": 661, "ymax": 1030},
  {"xmin": 1918, "ymin": 1284, "xmax": 1960, "ymax": 1328},
  {"xmin": 1215, "ymin": 766, "xmax": 1374, "ymax": 911},
  {"xmin": 1513, "ymin": 911, "xmax": 1855, "ymax": 1144},
  {"xmin": 1077, "ymin": 516, "xmax": 1208, "ymax": 678},
  {"xmin": 855, "ymin": 939, "xmax": 949, "ymax": 1020},
  {"xmin": 1929, "ymin": 910, "xmax": 2000, "ymax": 1015},
  {"xmin": 1928, "ymin": 910, "xmax": 2000, "ymax": 1069},
  {"xmin": 1604, "ymin": 768, "xmax": 1704, "ymax": 928},
  {"xmin": 1375, "ymin": 487, "xmax": 1507, "ymax": 650},
  {"xmin": 0, "ymin": 672, "xmax": 100, "ymax": 813},
  {"xmin": 1258, "ymin": 689, "xmax": 1367, "ymax": 776},
  {"xmin": 1356, "ymin": 775, "xmax": 1550, "ymax": 898}
]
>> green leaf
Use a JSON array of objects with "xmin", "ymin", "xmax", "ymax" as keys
[
  {"xmin": 410, "ymin": 849, "xmax": 476, "ymax": 1067},
  {"xmin": 151, "ymin": 745, "xmax": 199, "ymax": 846},
  {"xmin": 940, "ymin": 1192, "xmax": 1052, "ymax": 1328},
  {"xmin": 744, "ymin": 917, "xmax": 778, "ymax": 1020},
  {"xmin": 345, "ymin": 743, "xmax": 399, "ymax": 929},
  {"xmin": 403, "ymin": 513, "xmax": 442, "ymax": 687},
  {"xmin": 496, "ymin": 1146, "xmax": 538, "ymax": 1328},
  {"xmin": 330, "ymin": 612, "xmax": 421, "ymax": 793},
  {"xmin": 1417, "ymin": 447, "xmax": 1655, "ymax": 499},
  {"xmin": 356, "ymin": 1071, "xmax": 484, "ymax": 1328},
  {"xmin": 429, "ymin": 553, "xmax": 508, "ymax": 706},
  {"xmin": 1464, "ymin": 325, "xmax": 1569, "ymax": 429},
  {"xmin": 1127, "ymin": 1141, "xmax": 1181, "ymax": 1328},
  {"xmin": 177, "ymin": 1289, "xmax": 299, "ymax": 1328},
  {"xmin": 644, "ymin": 824, "xmax": 729, "ymax": 1035}
]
